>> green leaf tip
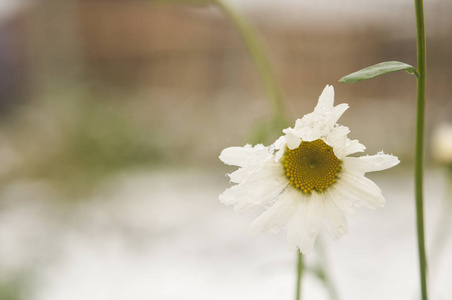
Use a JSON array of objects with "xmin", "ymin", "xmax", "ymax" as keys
[{"xmin": 339, "ymin": 61, "xmax": 420, "ymax": 84}]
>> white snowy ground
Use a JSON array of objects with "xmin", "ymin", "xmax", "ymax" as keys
[{"xmin": 0, "ymin": 168, "xmax": 451, "ymax": 300}]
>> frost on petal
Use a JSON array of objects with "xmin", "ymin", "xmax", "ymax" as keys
[
  {"xmin": 282, "ymin": 127, "xmax": 301, "ymax": 149},
  {"xmin": 221, "ymin": 144, "xmax": 274, "ymax": 184},
  {"xmin": 275, "ymin": 148, "xmax": 285, "ymax": 162},
  {"xmin": 295, "ymin": 117, "xmax": 317, "ymax": 141},
  {"xmin": 323, "ymin": 198, "xmax": 348, "ymax": 240},
  {"xmin": 294, "ymin": 113, "xmax": 330, "ymax": 142},
  {"xmin": 228, "ymin": 168, "xmax": 250, "ymax": 184},
  {"xmin": 287, "ymin": 192, "xmax": 323, "ymax": 254},
  {"xmin": 335, "ymin": 172, "xmax": 386, "ymax": 209},
  {"xmin": 315, "ymin": 85, "xmax": 335, "ymax": 111},
  {"xmin": 274, "ymin": 136, "xmax": 286, "ymax": 150},
  {"xmin": 248, "ymin": 187, "xmax": 300, "ymax": 236},
  {"xmin": 219, "ymin": 161, "xmax": 288, "ymax": 214},
  {"xmin": 294, "ymin": 92, "xmax": 348, "ymax": 143},
  {"xmin": 343, "ymin": 154, "xmax": 400, "ymax": 174},
  {"xmin": 326, "ymin": 125, "xmax": 350, "ymax": 159},
  {"xmin": 273, "ymin": 136, "xmax": 287, "ymax": 162}
]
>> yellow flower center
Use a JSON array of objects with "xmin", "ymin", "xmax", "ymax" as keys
[{"xmin": 282, "ymin": 139, "xmax": 341, "ymax": 194}]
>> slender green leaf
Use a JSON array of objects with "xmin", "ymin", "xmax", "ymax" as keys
[{"xmin": 339, "ymin": 61, "xmax": 419, "ymax": 83}]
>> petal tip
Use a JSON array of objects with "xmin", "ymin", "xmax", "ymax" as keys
[{"xmin": 316, "ymin": 85, "xmax": 335, "ymax": 110}]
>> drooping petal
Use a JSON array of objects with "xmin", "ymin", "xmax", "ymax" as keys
[
  {"xmin": 287, "ymin": 192, "xmax": 323, "ymax": 254},
  {"xmin": 343, "ymin": 154, "xmax": 400, "ymax": 174},
  {"xmin": 219, "ymin": 161, "xmax": 288, "ymax": 213},
  {"xmin": 323, "ymin": 198, "xmax": 348, "ymax": 240},
  {"xmin": 248, "ymin": 187, "xmax": 300, "ymax": 236}
]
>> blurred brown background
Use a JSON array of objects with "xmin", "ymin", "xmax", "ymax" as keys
[{"xmin": 2, "ymin": 0, "xmax": 452, "ymax": 165}]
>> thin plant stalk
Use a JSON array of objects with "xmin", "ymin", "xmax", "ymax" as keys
[
  {"xmin": 414, "ymin": 0, "xmax": 428, "ymax": 299},
  {"xmin": 214, "ymin": 0, "xmax": 286, "ymax": 123},
  {"xmin": 213, "ymin": 1, "xmax": 302, "ymax": 296},
  {"xmin": 296, "ymin": 251, "xmax": 303, "ymax": 300},
  {"xmin": 211, "ymin": 2, "xmax": 343, "ymax": 299}
]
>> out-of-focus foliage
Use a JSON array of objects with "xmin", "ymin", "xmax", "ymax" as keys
[
  {"xmin": 0, "ymin": 272, "xmax": 33, "ymax": 300},
  {"xmin": 248, "ymin": 116, "xmax": 288, "ymax": 145},
  {"xmin": 0, "ymin": 88, "xmax": 167, "ymax": 198}
]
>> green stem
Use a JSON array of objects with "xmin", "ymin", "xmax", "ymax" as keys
[
  {"xmin": 414, "ymin": 0, "xmax": 428, "ymax": 299},
  {"xmin": 296, "ymin": 251, "xmax": 303, "ymax": 300},
  {"xmin": 214, "ymin": 0, "xmax": 287, "ymax": 123}
]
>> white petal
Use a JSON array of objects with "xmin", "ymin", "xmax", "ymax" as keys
[
  {"xmin": 248, "ymin": 187, "xmax": 300, "ymax": 236},
  {"xmin": 220, "ymin": 147, "xmax": 247, "ymax": 166},
  {"xmin": 275, "ymin": 148, "xmax": 285, "ymax": 162},
  {"xmin": 219, "ymin": 144, "xmax": 266, "ymax": 167},
  {"xmin": 327, "ymin": 103, "xmax": 349, "ymax": 128},
  {"xmin": 335, "ymin": 172, "xmax": 385, "ymax": 209},
  {"xmin": 315, "ymin": 85, "xmax": 335, "ymax": 111},
  {"xmin": 323, "ymin": 198, "xmax": 348, "ymax": 240},
  {"xmin": 228, "ymin": 168, "xmax": 249, "ymax": 184},
  {"xmin": 283, "ymin": 128, "xmax": 301, "ymax": 149},
  {"xmin": 287, "ymin": 192, "xmax": 323, "ymax": 254},
  {"xmin": 221, "ymin": 144, "xmax": 274, "ymax": 184},
  {"xmin": 344, "ymin": 139, "xmax": 366, "ymax": 156},
  {"xmin": 327, "ymin": 125, "xmax": 350, "ymax": 159},
  {"xmin": 219, "ymin": 161, "xmax": 288, "ymax": 213},
  {"xmin": 274, "ymin": 136, "xmax": 286, "ymax": 150},
  {"xmin": 324, "ymin": 187, "xmax": 358, "ymax": 214},
  {"xmin": 343, "ymin": 154, "xmax": 400, "ymax": 174},
  {"xmin": 273, "ymin": 136, "xmax": 287, "ymax": 162}
]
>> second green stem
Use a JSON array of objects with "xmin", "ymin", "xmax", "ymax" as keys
[
  {"xmin": 414, "ymin": 0, "xmax": 428, "ymax": 299},
  {"xmin": 296, "ymin": 251, "xmax": 303, "ymax": 300}
]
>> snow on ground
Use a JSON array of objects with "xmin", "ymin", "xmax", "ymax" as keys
[{"xmin": 0, "ymin": 168, "xmax": 451, "ymax": 300}]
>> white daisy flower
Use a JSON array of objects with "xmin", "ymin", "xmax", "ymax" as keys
[
  {"xmin": 219, "ymin": 85, "xmax": 400, "ymax": 254},
  {"xmin": 431, "ymin": 123, "xmax": 452, "ymax": 165}
]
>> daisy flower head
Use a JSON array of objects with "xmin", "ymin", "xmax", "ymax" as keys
[
  {"xmin": 219, "ymin": 85, "xmax": 400, "ymax": 254},
  {"xmin": 431, "ymin": 122, "xmax": 452, "ymax": 165}
]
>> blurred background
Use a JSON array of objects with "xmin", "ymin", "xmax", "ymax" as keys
[{"xmin": 0, "ymin": 0, "xmax": 451, "ymax": 299}]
